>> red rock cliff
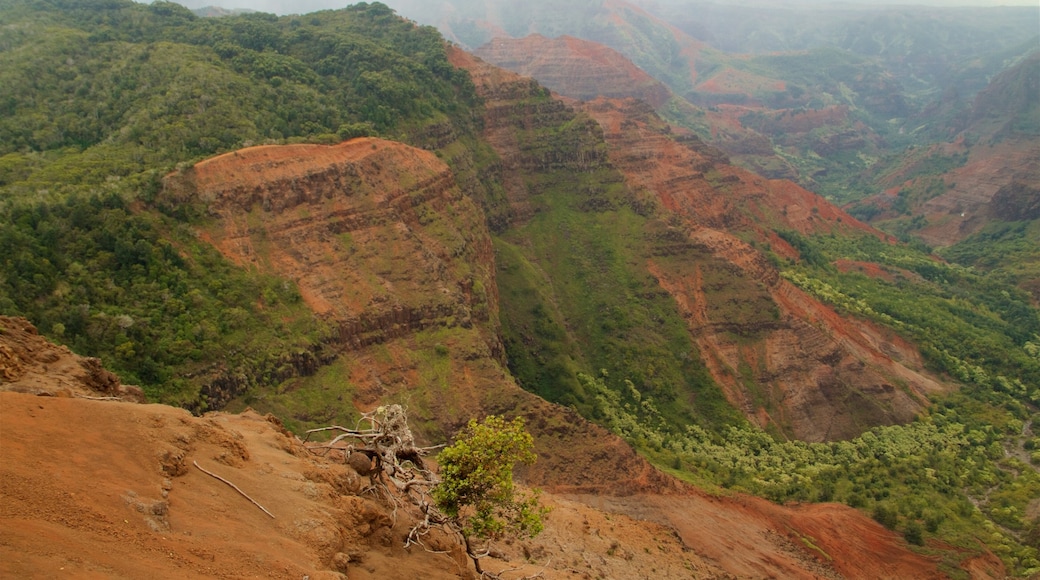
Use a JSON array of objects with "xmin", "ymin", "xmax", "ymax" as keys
[{"xmin": 582, "ymin": 97, "xmax": 950, "ymax": 441}]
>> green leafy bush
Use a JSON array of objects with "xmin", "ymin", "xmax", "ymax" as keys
[{"xmin": 433, "ymin": 415, "xmax": 547, "ymax": 540}]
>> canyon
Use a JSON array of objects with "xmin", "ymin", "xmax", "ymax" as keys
[{"xmin": 1, "ymin": 2, "xmax": 1036, "ymax": 577}]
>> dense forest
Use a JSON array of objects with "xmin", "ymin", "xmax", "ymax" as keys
[{"xmin": 0, "ymin": 1, "xmax": 1037, "ymax": 575}]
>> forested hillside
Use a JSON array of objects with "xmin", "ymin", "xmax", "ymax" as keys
[
  {"xmin": 1, "ymin": 1, "xmax": 1038, "ymax": 575},
  {"xmin": 0, "ymin": 0, "xmax": 481, "ymax": 404}
]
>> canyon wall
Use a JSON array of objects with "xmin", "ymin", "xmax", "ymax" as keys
[{"xmin": 583, "ymin": 97, "xmax": 949, "ymax": 441}]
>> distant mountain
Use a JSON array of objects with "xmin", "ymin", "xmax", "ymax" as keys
[
  {"xmin": 474, "ymin": 34, "xmax": 671, "ymax": 106},
  {"xmin": 386, "ymin": 0, "xmax": 1037, "ymax": 201},
  {"xmin": 192, "ymin": 6, "xmax": 257, "ymax": 17}
]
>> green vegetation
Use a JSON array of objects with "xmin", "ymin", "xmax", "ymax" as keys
[
  {"xmin": 493, "ymin": 111, "xmax": 740, "ymax": 433},
  {"xmin": 0, "ymin": 1, "xmax": 478, "ymax": 184},
  {"xmin": 755, "ymin": 232, "xmax": 1039, "ymax": 575},
  {"xmin": 778, "ymin": 233, "xmax": 1040, "ymax": 395},
  {"xmin": 942, "ymin": 220, "xmax": 1040, "ymax": 302},
  {"xmin": 0, "ymin": 0, "xmax": 481, "ymax": 404},
  {"xmin": 551, "ymin": 224, "xmax": 1039, "ymax": 575},
  {"xmin": 434, "ymin": 415, "xmax": 546, "ymax": 539},
  {"xmin": 3, "ymin": 2, "xmax": 1038, "ymax": 575},
  {"xmin": 583, "ymin": 371, "xmax": 1040, "ymax": 575},
  {"xmin": 434, "ymin": 415, "xmax": 548, "ymax": 574},
  {"xmin": 0, "ymin": 193, "xmax": 324, "ymax": 405}
]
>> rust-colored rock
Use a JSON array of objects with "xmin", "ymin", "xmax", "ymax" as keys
[
  {"xmin": 0, "ymin": 390, "xmax": 953, "ymax": 579},
  {"xmin": 173, "ymin": 138, "xmax": 497, "ymax": 326},
  {"xmin": 0, "ymin": 315, "xmax": 144, "ymax": 402},
  {"xmin": 580, "ymin": 97, "xmax": 949, "ymax": 441},
  {"xmin": 449, "ymin": 47, "xmax": 950, "ymax": 441},
  {"xmin": 474, "ymin": 34, "xmax": 672, "ymax": 107},
  {"xmin": 163, "ymin": 133, "xmax": 683, "ymax": 500}
]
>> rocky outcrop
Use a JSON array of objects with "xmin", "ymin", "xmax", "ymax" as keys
[
  {"xmin": 474, "ymin": 34, "xmax": 671, "ymax": 107},
  {"xmin": 162, "ymin": 139, "xmax": 499, "ymax": 406},
  {"xmin": 162, "ymin": 135, "xmax": 684, "ymax": 498},
  {"xmin": 582, "ymin": 97, "xmax": 949, "ymax": 441},
  {"xmin": 0, "ymin": 316, "xmax": 145, "ymax": 402}
]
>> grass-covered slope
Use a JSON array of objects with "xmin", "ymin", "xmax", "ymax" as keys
[{"xmin": 468, "ymin": 82, "xmax": 740, "ymax": 433}]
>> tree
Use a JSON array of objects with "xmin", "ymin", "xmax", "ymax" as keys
[
  {"xmin": 904, "ymin": 520, "xmax": 925, "ymax": 546},
  {"xmin": 303, "ymin": 409, "xmax": 547, "ymax": 577},
  {"xmin": 433, "ymin": 415, "xmax": 548, "ymax": 575}
]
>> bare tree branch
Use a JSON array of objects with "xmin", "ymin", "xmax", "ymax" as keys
[{"xmin": 193, "ymin": 460, "xmax": 275, "ymax": 519}]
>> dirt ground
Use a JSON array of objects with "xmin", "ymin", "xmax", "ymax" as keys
[
  {"xmin": 0, "ymin": 318, "xmax": 973, "ymax": 579},
  {"xmin": 1, "ymin": 391, "xmax": 965, "ymax": 579}
]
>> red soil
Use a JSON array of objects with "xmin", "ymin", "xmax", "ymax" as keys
[
  {"xmin": 0, "ymin": 389, "xmax": 955, "ymax": 580},
  {"xmin": 834, "ymin": 259, "xmax": 897, "ymax": 282}
]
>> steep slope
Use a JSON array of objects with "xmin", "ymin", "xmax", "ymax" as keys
[
  {"xmin": 161, "ymin": 137, "xmax": 675, "ymax": 497},
  {"xmin": 1, "ymin": 392, "xmax": 464, "ymax": 580},
  {"xmin": 0, "ymin": 2, "xmax": 1034, "ymax": 575},
  {"xmin": 0, "ymin": 0, "xmax": 492, "ymax": 405},
  {"xmin": 849, "ymin": 52, "xmax": 1040, "ymax": 304},
  {"xmin": 385, "ymin": 0, "xmax": 1036, "ymax": 206},
  {"xmin": 386, "ymin": 0, "xmax": 707, "ymax": 94},
  {"xmin": 449, "ymin": 47, "xmax": 746, "ymax": 436},
  {"xmin": 0, "ymin": 315, "xmax": 144, "ymax": 402},
  {"xmin": 453, "ymin": 44, "xmax": 951, "ymax": 442},
  {"xmin": 880, "ymin": 52, "xmax": 1040, "ymax": 248},
  {"xmin": 167, "ymin": 138, "xmax": 496, "ymax": 348},
  {"xmin": 581, "ymin": 97, "xmax": 950, "ymax": 441},
  {"xmin": 473, "ymin": 34, "xmax": 671, "ymax": 107},
  {"xmin": 0, "ymin": 326, "xmax": 954, "ymax": 580},
  {"xmin": 2, "ymin": 388, "xmax": 957, "ymax": 580}
]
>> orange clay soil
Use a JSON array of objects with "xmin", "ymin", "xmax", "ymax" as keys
[
  {"xmin": 0, "ymin": 391, "xmax": 958, "ymax": 580},
  {"xmin": 0, "ymin": 322, "xmax": 960, "ymax": 579}
]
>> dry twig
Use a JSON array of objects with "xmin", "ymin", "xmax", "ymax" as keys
[{"xmin": 193, "ymin": 460, "xmax": 275, "ymax": 519}]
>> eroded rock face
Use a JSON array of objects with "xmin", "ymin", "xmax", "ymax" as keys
[
  {"xmin": 582, "ymin": 97, "xmax": 949, "ymax": 442},
  {"xmin": 0, "ymin": 315, "xmax": 145, "ymax": 402},
  {"xmin": 171, "ymin": 139, "xmax": 497, "ymax": 328},
  {"xmin": 450, "ymin": 48, "xmax": 949, "ymax": 441},
  {"xmin": 162, "ymin": 139, "xmax": 499, "ymax": 407},
  {"xmin": 890, "ymin": 53, "xmax": 1040, "ymax": 248},
  {"xmin": 474, "ymin": 34, "xmax": 672, "ymax": 107},
  {"xmin": 163, "ymin": 136, "xmax": 678, "ymax": 497}
]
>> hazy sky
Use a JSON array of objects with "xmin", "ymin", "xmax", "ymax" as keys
[{"xmin": 166, "ymin": 0, "xmax": 1040, "ymax": 16}]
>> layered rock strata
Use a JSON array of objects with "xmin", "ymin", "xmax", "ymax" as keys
[{"xmin": 583, "ymin": 97, "xmax": 949, "ymax": 441}]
